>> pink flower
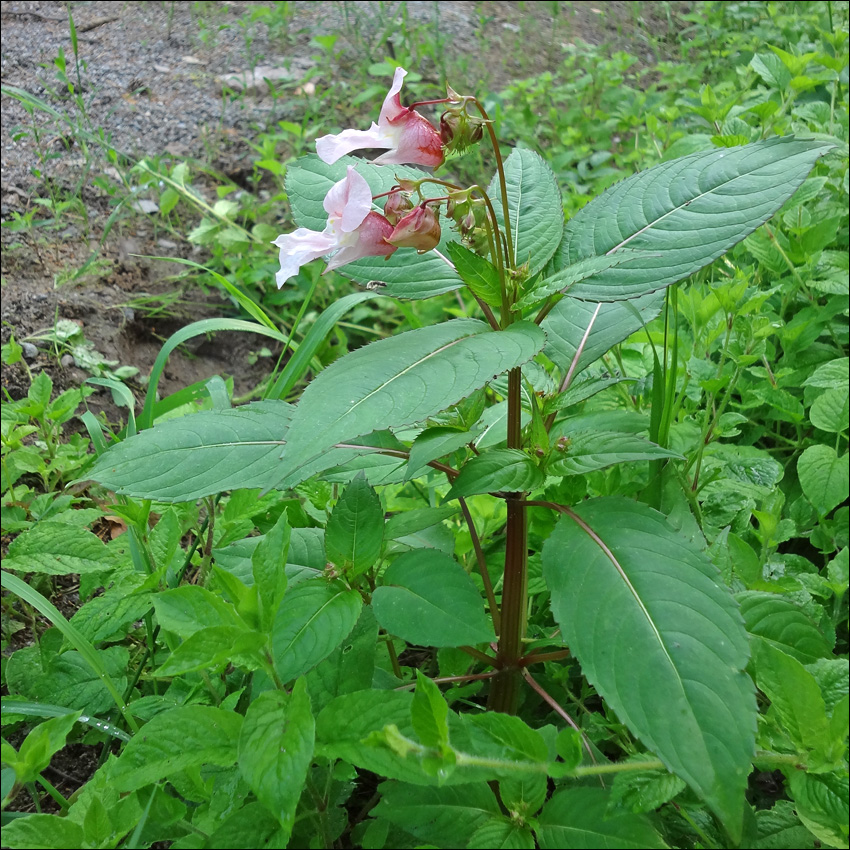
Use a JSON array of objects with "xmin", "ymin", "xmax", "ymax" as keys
[
  {"xmin": 273, "ymin": 166, "xmax": 395, "ymax": 287},
  {"xmin": 315, "ymin": 68, "xmax": 444, "ymax": 168}
]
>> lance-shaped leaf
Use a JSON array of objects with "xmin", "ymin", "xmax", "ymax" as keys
[
  {"xmin": 277, "ymin": 319, "xmax": 544, "ymax": 485},
  {"xmin": 542, "ymin": 497, "xmax": 756, "ymax": 838},
  {"xmin": 86, "ymin": 401, "xmax": 292, "ymax": 501},
  {"xmin": 445, "ymin": 449, "xmax": 545, "ymax": 500},
  {"xmin": 542, "ymin": 291, "xmax": 664, "ymax": 377},
  {"xmin": 325, "ymin": 473, "xmax": 384, "ymax": 578},
  {"xmin": 559, "ymin": 137, "xmax": 831, "ymax": 301},
  {"xmin": 547, "ymin": 431, "xmax": 682, "ymax": 476},
  {"xmin": 488, "ymin": 149, "xmax": 564, "ymax": 272},
  {"xmin": 447, "ymin": 242, "xmax": 502, "ymax": 307},
  {"xmin": 285, "ymin": 155, "xmax": 462, "ymax": 299}
]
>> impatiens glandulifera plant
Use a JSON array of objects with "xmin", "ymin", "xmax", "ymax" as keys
[{"xmin": 75, "ymin": 67, "xmax": 835, "ymax": 846}]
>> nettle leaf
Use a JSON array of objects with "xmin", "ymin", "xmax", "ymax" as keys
[
  {"xmin": 238, "ymin": 681, "xmax": 314, "ymax": 837},
  {"xmin": 446, "ymin": 242, "xmax": 502, "ymax": 307},
  {"xmin": 3, "ymin": 521, "xmax": 118, "ymax": 576},
  {"xmin": 277, "ymin": 319, "xmax": 544, "ymax": 485},
  {"xmin": 373, "ymin": 781, "xmax": 501, "ymax": 847},
  {"xmin": 543, "ymin": 497, "xmax": 756, "ymax": 838},
  {"xmin": 737, "ymin": 591, "xmax": 832, "ymax": 665},
  {"xmin": 559, "ymin": 137, "xmax": 831, "ymax": 301},
  {"xmin": 537, "ymin": 787, "xmax": 666, "ymax": 849},
  {"xmin": 110, "ymin": 706, "xmax": 242, "ymax": 792},
  {"xmin": 325, "ymin": 473, "xmax": 384, "ymax": 578},
  {"xmin": 271, "ymin": 578, "xmax": 362, "ymax": 684},
  {"xmin": 488, "ymin": 148, "xmax": 564, "ymax": 273},
  {"xmin": 86, "ymin": 401, "xmax": 291, "ymax": 502},
  {"xmin": 445, "ymin": 449, "xmax": 544, "ymax": 500},
  {"xmin": 547, "ymin": 431, "xmax": 682, "ymax": 476},
  {"xmin": 372, "ymin": 549, "xmax": 495, "ymax": 647},
  {"xmin": 542, "ymin": 291, "xmax": 664, "ymax": 377},
  {"xmin": 798, "ymin": 445, "xmax": 849, "ymax": 515},
  {"xmin": 285, "ymin": 155, "xmax": 462, "ymax": 299}
]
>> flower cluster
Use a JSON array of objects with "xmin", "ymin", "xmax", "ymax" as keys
[{"xmin": 274, "ymin": 68, "xmax": 448, "ymax": 287}]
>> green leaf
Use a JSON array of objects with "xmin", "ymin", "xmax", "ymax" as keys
[
  {"xmin": 559, "ymin": 138, "xmax": 831, "ymax": 301},
  {"xmin": 798, "ymin": 445, "xmax": 849, "ymax": 515},
  {"xmin": 238, "ymin": 681, "xmax": 314, "ymax": 836},
  {"xmin": 12, "ymin": 712, "xmax": 81, "ymax": 785},
  {"xmin": 737, "ymin": 592, "xmax": 832, "ymax": 664},
  {"xmin": 537, "ymin": 787, "xmax": 666, "ymax": 849},
  {"xmin": 803, "ymin": 358, "xmax": 849, "ymax": 390},
  {"xmin": 542, "ymin": 498, "xmax": 755, "ymax": 838},
  {"xmin": 469, "ymin": 818, "xmax": 536, "ymax": 849},
  {"xmin": 787, "ymin": 771, "xmax": 849, "ymax": 849},
  {"xmin": 2, "ymin": 522, "xmax": 117, "ymax": 576},
  {"xmin": 488, "ymin": 149, "xmax": 564, "ymax": 272},
  {"xmin": 609, "ymin": 758, "xmax": 686, "ymax": 814},
  {"xmin": 372, "ymin": 549, "xmax": 495, "ymax": 646},
  {"xmin": 205, "ymin": 802, "xmax": 280, "ymax": 849},
  {"xmin": 751, "ymin": 53, "xmax": 792, "ymax": 89},
  {"xmin": 155, "ymin": 625, "xmax": 266, "ymax": 676},
  {"xmin": 446, "ymin": 242, "xmax": 503, "ymax": 307},
  {"xmin": 272, "ymin": 579, "xmax": 362, "ymax": 683},
  {"xmin": 754, "ymin": 800, "xmax": 816, "ymax": 849},
  {"xmin": 277, "ymin": 319, "xmax": 544, "ymax": 486},
  {"xmin": 325, "ymin": 473, "xmax": 384, "ymax": 578},
  {"xmin": 153, "ymin": 586, "xmax": 242, "ymax": 638},
  {"xmin": 542, "ymin": 291, "xmax": 664, "ymax": 377},
  {"xmin": 809, "ymin": 387, "xmax": 849, "ymax": 434},
  {"xmin": 411, "ymin": 671, "xmax": 450, "ymax": 750},
  {"xmin": 445, "ymin": 449, "xmax": 544, "ymax": 500},
  {"xmin": 0, "ymin": 814, "xmax": 85, "ymax": 849},
  {"xmin": 406, "ymin": 427, "xmax": 476, "ymax": 480},
  {"xmin": 110, "ymin": 706, "xmax": 242, "ymax": 792},
  {"xmin": 547, "ymin": 431, "xmax": 682, "ymax": 476},
  {"xmin": 461, "ymin": 712, "xmax": 549, "ymax": 767},
  {"xmin": 373, "ymin": 781, "xmax": 500, "ymax": 847},
  {"xmin": 385, "ymin": 505, "xmax": 459, "ymax": 542},
  {"xmin": 252, "ymin": 510, "xmax": 291, "ymax": 633},
  {"xmin": 285, "ymin": 155, "xmax": 463, "ymax": 298},
  {"xmin": 87, "ymin": 401, "xmax": 291, "ymax": 502}
]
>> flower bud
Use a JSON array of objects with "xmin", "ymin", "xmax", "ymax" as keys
[
  {"xmin": 383, "ymin": 191, "xmax": 415, "ymax": 226},
  {"xmin": 387, "ymin": 204, "xmax": 441, "ymax": 253},
  {"xmin": 439, "ymin": 108, "xmax": 487, "ymax": 154}
]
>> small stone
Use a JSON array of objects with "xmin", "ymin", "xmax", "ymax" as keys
[
  {"xmin": 130, "ymin": 199, "xmax": 159, "ymax": 214},
  {"xmin": 60, "ymin": 354, "xmax": 76, "ymax": 368},
  {"xmin": 22, "ymin": 342, "xmax": 38, "ymax": 360}
]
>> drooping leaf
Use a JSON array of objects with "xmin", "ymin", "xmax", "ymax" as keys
[
  {"xmin": 285, "ymin": 155, "xmax": 463, "ymax": 298},
  {"xmin": 542, "ymin": 497, "xmax": 756, "ymax": 837},
  {"xmin": 238, "ymin": 681, "xmax": 314, "ymax": 837},
  {"xmin": 277, "ymin": 319, "xmax": 544, "ymax": 485},
  {"xmin": 445, "ymin": 449, "xmax": 545, "ymax": 500},
  {"xmin": 86, "ymin": 401, "xmax": 292, "ymax": 502},
  {"xmin": 3, "ymin": 522, "xmax": 118, "ymax": 576},
  {"xmin": 325, "ymin": 473, "xmax": 384, "ymax": 578},
  {"xmin": 488, "ymin": 148, "xmax": 564, "ymax": 272},
  {"xmin": 547, "ymin": 431, "xmax": 682, "ymax": 476},
  {"xmin": 372, "ymin": 549, "xmax": 494, "ymax": 647},
  {"xmin": 271, "ymin": 579, "xmax": 362, "ymax": 684},
  {"xmin": 559, "ymin": 137, "xmax": 831, "ymax": 301},
  {"xmin": 110, "ymin": 706, "xmax": 242, "ymax": 792},
  {"xmin": 798, "ymin": 445, "xmax": 849, "ymax": 515},
  {"xmin": 537, "ymin": 787, "xmax": 666, "ymax": 849}
]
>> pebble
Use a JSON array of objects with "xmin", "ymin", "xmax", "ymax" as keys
[
  {"xmin": 60, "ymin": 354, "xmax": 76, "ymax": 368},
  {"xmin": 22, "ymin": 342, "xmax": 39, "ymax": 360}
]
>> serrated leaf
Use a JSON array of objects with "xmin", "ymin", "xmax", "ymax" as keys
[
  {"xmin": 737, "ymin": 592, "xmax": 832, "ymax": 664},
  {"xmin": 543, "ymin": 498, "xmax": 756, "ymax": 838},
  {"xmin": 412, "ymin": 670, "xmax": 450, "ymax": 750},
  {"xmin": 559, "ymin": 138, "xmax": 831, "ymax": 301},
  {"xmin": 325, "ymin": 473, "xmax": 384, "ymax": 578},
  {"xmin": 787, "ymin": 771, "xmax": 849, "ymax": 849},
  {"xmin": 110, "ymin": 706, "xmax": 242, "ymax": 792},
  {"xmin": 803, "ymin": 358, "xmax": 849, "ymax": 390},
  {"xmin": 542, "ymin": 291, "xmax": 664, "ymax": 377},
  {"xmin": 272, "ymin": 579, "xmax": 362, "ymax": 683},
  {"xmin": 469, "ymin": 818, "xmax": 536, "ymax": 849},
  {"xmin": 754, "ymin": 800, "xmax": 816, "ymax": 849},
  {"xmin": 609, "ymin": 759, "xmax": 686, "ymax": 814},
  {"xmin": 252, "ymin": 510, "xmax": 290, "ymax": 633},
  {"xmin": 285, "ymin": 155, "xmax": 463, "ymax": 298},
  {"xmin": 446, "ymin": 242, "xmax": 503, "ymax": 307},
  {"xmin": 547, "ymin": 431, "xmax": 682, "ymax": 476},
  {"xmin": 86, "ymin": 401, "xmax": 292, "ymax": 502},
  {"xmin": 445, "ymin": 449, "xmax": 544, "ymax": 500},
  {"xmin": 372, "ymin": 549, "xmax": 494, "ymax": 647},
  {"xmin": 384, "ymin": 505, "xmax": 459, "ymax": 541},
  {"xmin": 238, "ymin": 682, "xmax": 314, "ymax": 836},
  {"xmin": 537, "ymin": 787, "xmax": 666, "ymax": 849},
  {"xmin": 798, "ymin": 445, "xmax": 849, "ymax": 515},
  {"xmin": 373, "ymin": 781, "xmax": 500, "ymax": 847},
  {"xmin": 406, "ymin": 427, "xmax": 476, "ymax": 480},
  {"xmin": 278, "ymin": 320, "xmax": 544, "ymax": 486},
  {"xmin": 3, "ymin": 521, "xmax": 118, "ymax": 576},
  {"xmin": 488, "ymin": 149, "xmax": 564, "ymax": 272},
  {"xmin": 155, "ymin": 625, "xmax": 266, "ymax": 676},
  {"xmin": 809, "ymin": 387, "xmax": 849, "ymax": 434},
  {"xmin": 543, "ymin": 376, "xmax": 635, "ymax": 416},
  {"xmin": 153, "ymin": 586, "xmax": 242, "ymax": 638},
  {"xmin": 0, "ymin": 814, "xmax": 85, "ymax": 849}
]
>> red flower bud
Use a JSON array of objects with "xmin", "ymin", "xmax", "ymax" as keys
[
  {"xmin": 387, "ymin": 205, "xmax": 441, "ymax": 253},
  {"xmin": 383, "ymin": 191, "xmax": 415, "ymax": 226}
]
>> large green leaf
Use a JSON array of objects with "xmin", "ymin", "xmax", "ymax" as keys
[
  {"xmin": 537, "ymin": 788, "xmax": 666, "ymax": 849},
  {"xmin": 798, "ymin": 445, "xmax": 849, "ymax": 515},
  {"xmin": 547, "ymin": 431, "xmax": 682, "ymax": 476},
  {"xmin": 276, "ymin": 319, "xmax": 544, "ymax": 485},
  {"xmin": 285, "ymin": 155, "xmax": 463, "ymax": 298},
  {"xmin": 559, "ymin": 137, "xmax": 831, "ymax": 301},
  {"xmin": 542, "ymin": 291, "xmax": 664, "ymax": 377},
  {"xmin": 271, "ymin": 579, "xmax": 362, "ymax": 683},
  {"xmin": 542, "ymin": 497, "xmax": 755, "ymax": 838},
  {"xmin": 3, "ymin": 522, "xmax": 118, "ymax": 576},
  {"xmin": 445, "ymin": 449, "xmax": 545, "ymax": 500},
  {"xmin": 87, "ymin": 401, "xmax": 291, "ymax": 501},
  {"xmin": 372, "ymin": 549, "xmax": 495, "ymax": 647},
  {"xmin": 488, "ymin": 149, "xmax": 564, "ymax": 272}
]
